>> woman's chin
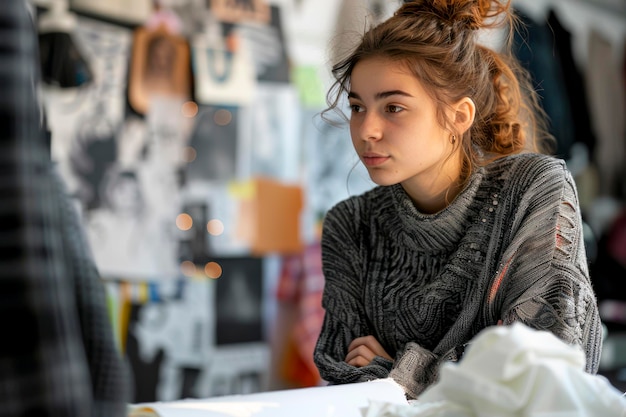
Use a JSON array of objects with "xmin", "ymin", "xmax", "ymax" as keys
[{"xmin": 367, "ymin": 173, "xmax": 400, "ymax": 187}]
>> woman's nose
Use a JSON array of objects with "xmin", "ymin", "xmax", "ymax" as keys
[{"xmin": 355, "ymin": 112, "xmax": 383, "ymax": 141}]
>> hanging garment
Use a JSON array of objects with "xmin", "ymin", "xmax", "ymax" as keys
[
  {"xmin": 512, "ymin": 8, "xmax": 576, "ymax": 160},
  {"xmin": 585, "ymin": 29, "xmax": 626, "ymax": 197},
  {"xmin": 547, "ymin": 9, "xmax": 597, "ymax": 160},
  {"xmin": 37, "ymin": 3, "xmax": 93, "ymax": 88}
]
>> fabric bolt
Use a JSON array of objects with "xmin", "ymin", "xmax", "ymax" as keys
[
  {"xmin": 0, "ymin": 1, "xmax": 131, "ymax": 416},
  {"xmin": 314, "ymin": 153, "xmax": 602, "ymax": 400}
]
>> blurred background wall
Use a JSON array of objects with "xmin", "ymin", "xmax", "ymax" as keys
[{"xmin": 28, "ymin": 0, "xmax": 626, "ymax": 402}]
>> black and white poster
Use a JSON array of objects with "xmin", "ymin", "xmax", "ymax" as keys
[
  {"xmin": 43, "ymin": 17, "xmax": 185, "ymax": 280},
  {"xmin": 213, "ymin": 256, "xmax": 265, "ymax": 345},
  {"xmin": 185, "ymin": 105, "xmax": 240, "ymax": 183}
]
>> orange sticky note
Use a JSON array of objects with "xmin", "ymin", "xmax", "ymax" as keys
[{"xmin": 249, "ymin": 177, "xmax": 303, "ymax": 256}]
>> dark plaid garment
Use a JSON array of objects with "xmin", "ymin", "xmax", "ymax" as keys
[{"xmin": 0, "ymin": 1, "xmax": 131, "ymax": 416}]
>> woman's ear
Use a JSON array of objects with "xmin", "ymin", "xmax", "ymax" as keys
[{"xmin": 453, "ymin": 97, "xmax": 475, "ymax": 135}]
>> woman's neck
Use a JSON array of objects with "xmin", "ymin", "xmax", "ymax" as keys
[
  {"xmin": 405, "ymin": 180, "xmax": 464, "ymax": 214},
  {"xmin": 401, "ymin": 155, "xmax": 465, "ymax": 214}
]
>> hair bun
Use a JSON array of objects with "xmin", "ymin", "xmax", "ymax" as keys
[{"xmin": 399, "ymin": 0, "xmax": 510, "ymax": 30}]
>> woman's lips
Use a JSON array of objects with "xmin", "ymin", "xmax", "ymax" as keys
[{"xmin": 362, "ymin": 154, "xmax": 389, "ymax": 167}]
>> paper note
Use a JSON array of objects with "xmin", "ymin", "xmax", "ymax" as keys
[{"xmin": 128, "ymin": 378, "xmax": 408, "ymax": 417}]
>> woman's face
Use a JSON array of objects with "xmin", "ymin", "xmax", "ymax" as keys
[{"xmin": 348, "ymin": 57, "xmax": 461, "ymax": 204}]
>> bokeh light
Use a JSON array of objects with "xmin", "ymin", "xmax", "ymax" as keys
[
  {"xmin": 207, "ymin": 219, "xmax": 224, "ymax": 236},
  {"xmin": 181, "ymin": 101, "xmax": 199, "ymax": 118},
  {"xmin": 180, "ymin": 261, "xmax": 196, "ymax": 277},
  {"xmin": 205, "ymin": 262, "xmax": 223, "ymax": 279},
  {"xmin": 181, "ymin": 146, "xmax": 197, "ymax": 163},
  {"xmin": 176, "ymin": 213, "xmax": 193, "ymax": 231},
  {"xmin": 214, "ymin": 109, "xmax": 232, "ymax": 126}
]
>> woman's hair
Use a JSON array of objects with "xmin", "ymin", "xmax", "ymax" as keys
[{"xmin": 324, "ymin": 0, "xmax": 554, "ymax": 181}]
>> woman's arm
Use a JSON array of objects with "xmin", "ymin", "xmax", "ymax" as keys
[
  {"xmin": 491, "ymin": 159, "xmax": 603, "ymax": 373},
  {"xmin": 313, "ymin": 202, "xmax": 394, "ymax": 384}
]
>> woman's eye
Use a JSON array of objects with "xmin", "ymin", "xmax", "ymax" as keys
[
  {"xmin": 349, "ymin": 104, "xmax": 363, "ymax": 113},
  {"xmin": 387, "ymin": 105, "xmax": 403, "ymax": 113}
]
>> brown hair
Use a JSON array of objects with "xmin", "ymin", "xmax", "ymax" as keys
[{"xmin": 324, "ymin": 0, "xmax": 554, "ymax": 181}]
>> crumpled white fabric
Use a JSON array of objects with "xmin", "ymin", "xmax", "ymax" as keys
[{"xmin": 361, "ymin": 323, "xmax": 626, "ymax": 417}]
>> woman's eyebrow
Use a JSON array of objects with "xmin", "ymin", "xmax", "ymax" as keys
[{"xmin": 348, "ymin": 90, "xmax": 414, "ymax": 100}]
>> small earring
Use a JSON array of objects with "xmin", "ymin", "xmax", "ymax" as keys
[{"xmin": 450, "ymin": 134, "xmax": 456, "ymax": 145}]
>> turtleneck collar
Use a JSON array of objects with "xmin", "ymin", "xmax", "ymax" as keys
[{"xmin": 388, "ymin": 166, "xmax": 485, "ymax": 251}]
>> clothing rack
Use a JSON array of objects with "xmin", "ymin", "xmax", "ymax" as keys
[
  {"xmin": 515, "ymin": 0, "xmax": 626, "ymax": 17},
  {"xmin": 513, "ymin": 0, "xmax": 625, "ymax": 65}
]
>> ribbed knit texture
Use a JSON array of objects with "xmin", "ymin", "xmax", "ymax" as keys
[{"xmin": 313, "ymin": 153, "xmax": 602, "ymax": 399}]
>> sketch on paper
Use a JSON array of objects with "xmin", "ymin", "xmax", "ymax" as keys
[
  {"xmin": 240, "ymin": 84, "xmax": 300, "ymax": 181},
  {"xmin": 238, "ymin": 5, "xmax": 291, "ymax": 83},
  {"xmin": 301, "ymin": 109, "xmax": 374, "ymax": 223},
  {"xmin": 124, "ymin": 268, "xmax": 271, "ymax": 402},
  {"xmin": 126, "ymin": 279, "xmax": 214, "ymax": 402},
  {"xmin": 185, "ymin": 105, "xmax": 240, "ymax": 183},
  {"xmin": 44, "ymin": 17, "xmax": 184, "ymax": 280}
]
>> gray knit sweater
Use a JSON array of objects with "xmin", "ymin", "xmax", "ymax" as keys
[{"xmin": 313, "ymin": 153, "xmax": 602, "ymax": 399}]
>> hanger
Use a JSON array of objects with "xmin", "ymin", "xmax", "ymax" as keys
[{"xmin": 38, "ymin": 0, "xmax": 76, "ymax": 33}]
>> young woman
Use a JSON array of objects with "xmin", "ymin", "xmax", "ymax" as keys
[{"xmin": 313, "ymin": 0, "xmax": 602, "ymax": 399}]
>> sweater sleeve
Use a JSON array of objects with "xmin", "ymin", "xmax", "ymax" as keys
[
  {"xmin": 493, "ymin": 160, "xmax": 602, "ymax": 373},
  {"xmin": 313, "ymin": 202, "xmax": 394, "ymax": 384}
]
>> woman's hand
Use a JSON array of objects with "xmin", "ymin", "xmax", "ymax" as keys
[{"xmin": 345, "ymin": 335, "xmax": 393, "ymax": 367}]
